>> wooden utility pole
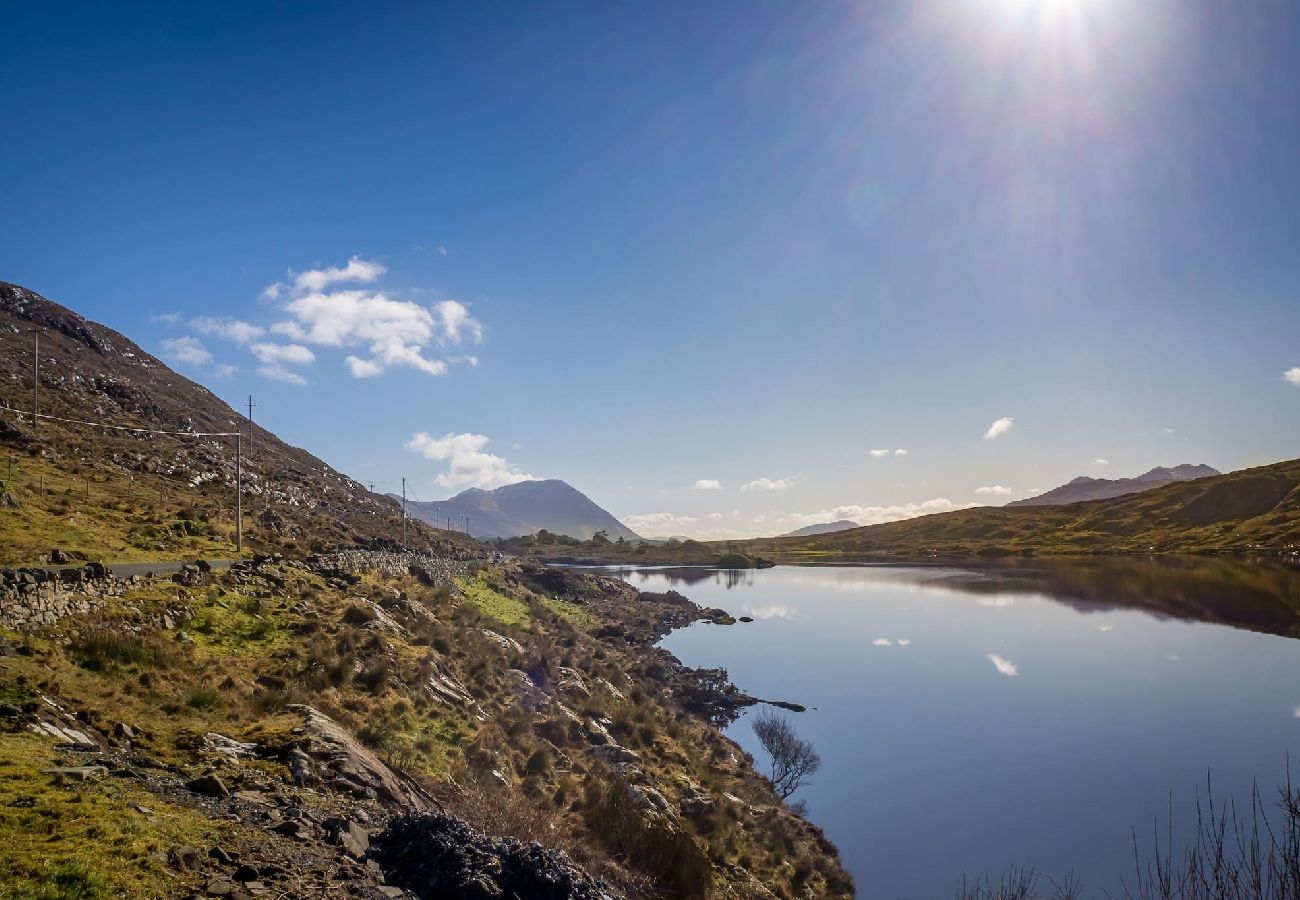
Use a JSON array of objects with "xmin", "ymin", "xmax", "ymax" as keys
[
  {"xmin": 246, "ymin": 395, "xmax": 255, "ymax": 455},
  {"xmin": 235, "ymin": 432, "xmax": 243, "ymax": 556}
]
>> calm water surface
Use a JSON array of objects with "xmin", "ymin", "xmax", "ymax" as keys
[{"xmin": 609, "ymin": 560, "xmax": 1300, "ymax": 898}]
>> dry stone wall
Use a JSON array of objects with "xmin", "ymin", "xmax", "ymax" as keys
[{"xmin": 0, "ymin": 563, "xmax": 131, "ymax": 630}]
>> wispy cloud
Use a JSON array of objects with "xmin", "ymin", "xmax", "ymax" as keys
[
  {"xmin": 872, "ymin": 638, "xmax": 893, "ymax": 646},
  {"xmin": 192, "ymin": 317, "xmax": 265, "ymax": 345},
  {"xmin": 974, "ymin": 485, "xmax": 1012, "ymax": 496},
  {"xmin": 1285, "ymin": 367, "xmax": 1300, "ymax": 387},
  {"xmin": 160, "ymin": 336, "xmax": 213, "ymax": 368},
  {"xmin": 290, "ymin": 256, "xmax": 385, "ymax": 294},
  {"xmin": 405, "ymin": 432, "xmax": 533, "ymax": 490},
  {"xmin": 894, "ymin": 448, "xmax": 908, "ymax": 456},
  {"xmin": 869, "ymin": 449, "xmax": 890, "ymax": 457},
  {"xmin": 1161, "ymin": 427, "xmax": 1176, "ymax": 434},
  {"xmin": 988, "ymin": 654, "xmax": 1019, "ymax": 677},
  {"xmin": 983, "ymin": 417, "xmax": 1015, "ymax": 440},
  {"xmin": 694, "ymin": 479, "xmax": 722, "ymax": 490},
  {"xmin": 741, "ymin": 476, "xmax": 798, "ymax": 492},
  {"xmin": 1094, "ymin": 458, "xmax": 1110, "ymax": 465},
  {"xmin": 620, "ymin": 512, "xmax": 699, "ymax": 536}
]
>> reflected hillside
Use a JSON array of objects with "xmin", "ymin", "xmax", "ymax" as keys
[{"xmin": 903, "ymin": 557, "xmax": 1300, "ymax": 639}]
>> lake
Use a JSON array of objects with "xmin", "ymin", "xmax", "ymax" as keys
[{"xmin": 609, "ymin": 559, "xmax": 1300, "ymax": 898}]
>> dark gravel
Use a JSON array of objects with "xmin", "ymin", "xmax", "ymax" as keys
[{"xmin": 372, "ymin": 813, "xmax": 617, "ymax": 900}]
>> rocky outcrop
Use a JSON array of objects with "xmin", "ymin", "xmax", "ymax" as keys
[
  {"xmin": 307, "ymin": 550, "xmax": 482, "ymax": 586},
  {"xmin": 372, "ymin": 812, "xmax": 619, "ymax": 900},
  {"xmin": 286, "ymin": 705, "xmax": 430, "ymax": 809}
]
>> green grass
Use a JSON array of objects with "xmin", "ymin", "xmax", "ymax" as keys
[
  {"xmin": 0, "ymin": 733, "xmax": 220, "ymax": 899},
  {"xmin": 541, "ymin": 597, "xmax": 599, "ymax": 631},
  {"xmin": 186, "ymin": 590, "xmax": 283, "ymax": 651},
  {"xmin": 456, "ymin": 576, "xmax": 532, "ymax": 628}
]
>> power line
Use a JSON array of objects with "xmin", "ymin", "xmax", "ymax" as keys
[{"xmin": 0, "ymin": 405, "xmax": 238, "ymax": 437}]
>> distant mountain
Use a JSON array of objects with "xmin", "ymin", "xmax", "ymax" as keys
[
  {"xmin": 399, "ymin": 479, "xmax": 642, "ymax": 542},
  {"xmin": 1008, "ymin": 464, "xmax": 1220, "ymax": 508},
  {"xmin": 746, "ymin": 458, "xmax": 1300, "ymax": 556},
  {"xmin": 780, "ymin": 519, "xmax": 861, "ymax": 538}
]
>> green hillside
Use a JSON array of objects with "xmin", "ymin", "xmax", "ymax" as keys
[{"xmin": 747, "ymin": 457, "xmax": 1300, "ymax": 560}]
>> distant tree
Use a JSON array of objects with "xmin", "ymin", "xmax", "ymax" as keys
[
  {"xmin": 589, "ymin": 530, "xmax": 611, "ymax": 546},
  {"xmin": 752, "ymin": 709, "xmax": 821, "ymax": 800},
  {"xmin": 615, "ymin": 535, "xmax": 626, "ymax": 546}
]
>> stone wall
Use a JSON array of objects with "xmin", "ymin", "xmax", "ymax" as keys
[
  {"xmin": 306, "ymin": 549, "xmax": 488, "ymax": 587},
  {"xmin": 0, "ymin": 564, "xmax": 130, "ymax": 630}
]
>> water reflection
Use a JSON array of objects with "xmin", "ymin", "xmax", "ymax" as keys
[
  {"xmin": 601, "ymin": 565, "xmax": 758, "ymax": 590},
  {"xmin": 597, "ymin": 557, "xmax": 1300, "ymax": 638},
  {"xmin": 630, "ymin": 557, "xmax": 1300, "ymax": 896},
  {"xmin": 893, "ymin": 556, "xmax": 1300, "ymax": 638}
]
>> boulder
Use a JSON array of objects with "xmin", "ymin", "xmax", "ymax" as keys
[
  {"xmin": 590, "ymin": 744, "xmax": 640, "ymax": 766},
  {"xmin": 286, "ymin": 705, "xmax": 428, "ymax": 809},
  {"xmin": 187, "ymin": 773, "xmax": 230, "ymax": 798}
]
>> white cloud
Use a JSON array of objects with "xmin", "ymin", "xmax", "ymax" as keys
[
  {"xmin": 872, "ymin": 638, "xmax": 893, "ymax": 646},
  {"xmin": 149, "ymin": 312, "xmax": 182, "ymax": 324},
  {"xmin": 250, "ymin": 342, "xmax": 315, "ymax": 366},
  {"xmin": 1094, "ymin": 458, "xmax": 1110, "ymax": 465},
  {"xmin": 620, "ymin": 512, "xmax": 700, "ymax": 536},
  {"xmin": 897, "ymin": 638, "xmax": 911, "ymax": 646},
  {"xmin": 742, "ymin": 476, "xmax": 798, "ymax": 492},
  {"xmin": 160, "ymin": 336, "xmax": 213, "ymax": 368},
  {"xmin": 291, "ymin": 256, "xmax": 386, "ymax": 295},
  {"xmin": 869, "ymin": 449, "xmax": 890, "ymax": 458},
  {"xmin": 785, "ymin": 497, "xmax": 974, "ymax": 528},
  {"xmin": 1161, "ymin": 427, "xmax": 1176, "ymax": 435},
  {"xmin": 974, "ymin": 485, "xmax": 1013, "ymax": 496},
  {"xmin": 257, "ymin": 364, "xmax": 307, "ymax": 386},
  {"xmin": 192, "ymin": 317, "xmax": 266, "ymax": 345},
  {"xmin": 1285, "ymin": 368, "xmax": 1300, "ymax": 387},
  {"xmin": 437, "ymin": 246, "xmax": 448, "ymax": 256},
  {"xmin": 246, "ymin": 342, "xmax": 315, "ymax": 386},
  {"xmin": 753, "ymin": 514, "xmax": 767, "ymax": 524},
  {"xmin": 261, "ymin": 282, "xmax": 283, "ymax": 301},
  {"xmin": 277, "ymin": 287, "xmax": 476, "ymax": 378},
  {"xmin": 708, "ymin": 512, "xmax": 723, "ymax": 521},
  {"xmin": 988, "ymin": 654, "xmax": 1019, "ymax": 677},
  {"xmin": 694, "ymin": 479, "xmax": 722, "ymax": 491},
  {"xmin": 894, "ymin": 448, "xmax": 908, "ymax": 456},
  {"xmin": 435, "ymin": 300, "xmax": 483, "ymax": 344},
  {"xmin": 983, "ymin": 417, "xmax": 1015, "ymax": 440},
  {"xmin": 405, "ymin": 432, "xmax": 534, "ymax": 490}
]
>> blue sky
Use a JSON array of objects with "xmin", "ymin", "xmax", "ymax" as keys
[{"xmin": 2, "ymin": 0, "xmax": 1299, "ymax": 537}]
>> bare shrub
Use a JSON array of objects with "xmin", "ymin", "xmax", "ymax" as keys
[{"xmin": 752, "ymin": 709, "xmax": 820, "ymax": 800}]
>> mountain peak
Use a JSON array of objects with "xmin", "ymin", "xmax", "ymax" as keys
[
  {"xmin": 405, "ymin": 478, "xmax": 639, "ymax": 542},
  {"xmin": 1009, "ymin": 463, "xmax": 1223, "ymax": 508}
]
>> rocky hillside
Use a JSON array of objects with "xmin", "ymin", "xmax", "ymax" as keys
[
  {"xmin": 1007, "ymin": 464, "xmax": 1221, "ymax": 507},
  {"xmin": 0, "ymin": 280, "xmax": 852, "ymax": 898},
  {"xmin": 745, "ymin": 457, "xmax": 1300, "ymax": 558},
  {"xmin": 0, "ymin": 280, "xmax": 464, "ymax": 564},
  {"xmin": 402, "ymin": 479, "xmax": 642, "ymax": 543}
]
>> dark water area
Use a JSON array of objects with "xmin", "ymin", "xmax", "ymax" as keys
[{"xmin": 604, "ymin": 558, "xmax": 1300, "ymax": 898}]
